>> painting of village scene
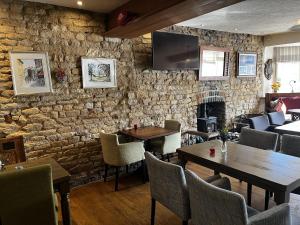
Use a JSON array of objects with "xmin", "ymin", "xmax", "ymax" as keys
[
  {"xmin": 82, "ymin": 58, "xmax": 116, "ymax": 88},
  {"xmin": 10, "ymin": 52, "xmax": 52, "ymax": 95}
]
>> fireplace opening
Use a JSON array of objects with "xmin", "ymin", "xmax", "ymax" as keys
[{"xmin": 197, "ymin": 101, "xmax": 226, "ymax": 132}]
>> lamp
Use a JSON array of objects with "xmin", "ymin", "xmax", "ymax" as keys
[{"xmin": 289, "ymin": 80, "xmax": 296, "ymax": 93}]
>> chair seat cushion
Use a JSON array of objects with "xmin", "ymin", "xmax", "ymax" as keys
[{"xmin": 247, "ymin": 206, "xmax": 259, "ymax": 217}]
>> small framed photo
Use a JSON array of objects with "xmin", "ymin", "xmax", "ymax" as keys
[
  {"xmin": 9, "ymin": 51, "xmax": 53, "ymax": 95},
  {"xmin": 81, "ymin": 57, "xmax": 117, "ymax": 88},
  {"xmin": 237, "ymin": 52, "xmax": 257, "ymax": 77}
]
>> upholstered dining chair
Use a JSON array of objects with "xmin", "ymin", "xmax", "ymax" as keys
[
  {"xmin": 238, "ymin": 127, "xmax": 279, "ymax": 210},
  {"xmin": 100, "ymin": 132, "xmax": 145, "ymax": 191},
  {"xmin": 281, "ymin": 134, "xmax": 300, "ymax": 158},
  {"xmin": 0, "ymin": 165, "xmax": 57, "ymax": 225},
  {"xmin": 268, "ymin": 111, "xmax": 291, "ymax": 126},
  {"xmin": 145, "ymin": 152, "xmax": 230, "ymax": 225},
  {"xmin": 238, "ymin": 127, "xmax": 279, "ymax": 151},
  {"xmin": 149, "ymin": 120, "xmax": 181, "ymax": 161},
  {"xmin": 249, "ymin": 115, "xmax": 275, "ymax": 131},
  {"xmin": 185, "ymin": 170, "xmax": 291, "ymax": 225}
]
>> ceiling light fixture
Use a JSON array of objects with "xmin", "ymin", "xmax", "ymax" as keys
[
  {"xmin": 77, "ymin": 1, "xmax": 83, "ymax": 6},
  {"xmin": 290, "ymin": 19, "xmax": 300, "ymax": 32}
]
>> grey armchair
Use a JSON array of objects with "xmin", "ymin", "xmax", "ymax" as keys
[
  {"xmin": 0, "ymin": 165, "xmax": 57, "ymax": 225},
  {"xmin": 185, "ymin": 170, "xmax": 291, "ymax": 225},
  {"xmin": 238, "ymin": 127, "xmax": 279, "ymax": 151},
  {"xmin": 238, "ymin": 127, "xmax": 279, "ymax": 210},
  {"xmin": 268, "ymin": 112, "xmax": 291, "ymax": 126},
  {"xmin": 249, "ymin": 115, "xmax": 275, "ymax": 131},
  {"xmin": 281, "ymin": 134, "xmax": 300, "ymax": 158},
  {"xmin": 100, "ymin": 132, "xmax": 145, "ymax": 191},
  {"xmin": 145, "ymin": 152, "xmax": 230, "ymax": 225},
  {"xmin": 149, "ymin": 120, "xmax": 181, "ymax": 161}
]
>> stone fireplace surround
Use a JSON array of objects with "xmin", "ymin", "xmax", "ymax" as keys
[{"xmin": 0, "ymin": 1, "xmax": 263, "ymax": 185}]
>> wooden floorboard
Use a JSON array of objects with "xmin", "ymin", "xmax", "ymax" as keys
[{"xmin": 66, "ymin": 162, "xmax": 300, "ymax": 225}]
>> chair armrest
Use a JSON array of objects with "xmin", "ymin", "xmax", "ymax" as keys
[
  {"xmin": 267, "ymin": 125, "xmax": 278, "ymax": 132},
  {"xmin": 248, "ymin": 204, "xmax": 291, "ymax": 225},
  {"xmin": 210, "ymin": 177, "xmax": 231, "ymax": 191}
]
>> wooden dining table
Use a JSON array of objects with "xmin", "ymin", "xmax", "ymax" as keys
[
  {"xmin": 120, "ymin": 126, "xmax": 177, "ymax": 140},
  {"xmin": 177, "ymin": 140, "xmax": 300, "ymax": 205},
  {"xmin": 4, "ymin": 158, "xmax": 72, "ymax": 225},
  {"xmin": 275, "ymin": 120, "xmax": 300, "ymax": 136}
]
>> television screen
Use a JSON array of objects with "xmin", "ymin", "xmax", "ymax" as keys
[{"xmin": 152, "ymin": 32, "xmax": 199, "ymax": 70}]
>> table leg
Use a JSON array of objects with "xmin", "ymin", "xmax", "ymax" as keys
[
  {"xmin": 59, "ymin": 181, "xmax": 72, "ymax": 225},
  {"xmin": 247, "ymin": 184, "xmax": 252, "ymax": 206},
  {"xmin": 274, "ymin": 191, "xmax": 290, "ymax": 205},
  {"xmin": 178, "ymin": 153, "xmax": 187, "ymax": 169}
]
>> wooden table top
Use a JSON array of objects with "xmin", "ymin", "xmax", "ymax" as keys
[
  {"xmin": 120, "ymin": 126, "xmax": 177, "ymax": 140},
  {"xmin": 3, "ymin": 157, "xmax": 70, "ymax": 185},
  {"xmin": 275, "ymin": 121, "xmax": 300, "ymax": 135},
  {"xmin": 177, "ymin": 140, "xmax": 300, "ymax": 191}
]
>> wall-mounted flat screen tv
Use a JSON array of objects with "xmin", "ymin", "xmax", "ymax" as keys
[{"xmin": 152, "ymin": 32, "xmax": 199, "ymax": 70}]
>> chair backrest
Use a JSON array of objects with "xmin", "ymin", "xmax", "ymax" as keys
[
  {"xmin": 268, "ymin": 112, "xmax": 286, "ymax": 126},
  {"xmin": 185, "ymin": 170, "xmax": 248, "ymax": 225},
  {"xmin": 249, "ymin": 115, "xmax": 270, "ymax": 131},
  {"xmin": 0, "ymin": 165, "xmax": 57, "ymax": 225},
  {"xmin": 165, "ymin": 120, "xmax": 181, "ymax": 132},
  {"xmin": 281, "ymin": 134, "xmax": 300, "ymax": 158},
  {"xmin": 145, "ymin": 152, "xmax": 190, "ymax": 220},
  {"xmin": 100, "ymin": 132, "xmax": 119, "ymax": 165},
  {"xmin": 238, "ymin": 127, "xmax": 279, "ymax": 150},
  {"xmin": 0, "ymin": 136, "xmax": 25, "ymax": 165}
]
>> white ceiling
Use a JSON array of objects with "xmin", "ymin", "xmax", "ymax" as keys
[
  {"xmin": 26, "ymin": 0, "xmax": 129, "ymax": 13},
  {"xmin": 178, "ymin": 0, "xmax": 300, "ymax": 36}
]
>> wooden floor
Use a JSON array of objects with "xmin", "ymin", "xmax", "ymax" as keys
[{"xmin": 66, "ymin": 162, "xmax": 300, "ymax": 225}]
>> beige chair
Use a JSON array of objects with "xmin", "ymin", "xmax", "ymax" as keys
[
  {"xmin": 0, "ymin": 165, "xmax": 57, "ymax": 225},
  {"xmin": 149, "ymin": 120, "xmax": 181, "ymax": 161},
  {"xmin": 100, "ymin": 132, "xmax": 145, "ymax": 191}
]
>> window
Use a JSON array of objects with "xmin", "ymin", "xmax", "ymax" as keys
[
  {"xmin": 274, "ymin": 46, "xmax": 300, "ymax": 93},
  {"xmin": 276, "ymin": 62, "xmax": 300, "ymax": 92}
]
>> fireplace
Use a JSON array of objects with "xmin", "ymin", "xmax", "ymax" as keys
[{"xmin": 197, "ymin": 90, "xmax": 226, "ymax": 132}]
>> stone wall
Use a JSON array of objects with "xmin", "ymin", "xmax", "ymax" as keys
[{"xmin": 0, "ymin": 0, "xmax": 264, "ymax": 185}]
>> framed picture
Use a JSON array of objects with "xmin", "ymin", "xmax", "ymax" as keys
[
  {"xmin": 81, "ymin": 57, "xmax": 117, "ymax": 88},
  {"xmin": 9, "ymin": 51, "xmax": 53, "ymax": 95},
  {"xmin": 237, "ymin": 52, "xmax": 257, "ymax": 77}
]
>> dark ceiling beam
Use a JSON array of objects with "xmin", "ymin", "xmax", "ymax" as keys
[{"xmin": 104, "ymin": 0, "xmax": 246, "ymax": 39}]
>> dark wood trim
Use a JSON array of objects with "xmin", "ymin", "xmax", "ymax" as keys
[{"xmin": 104, "ymin": 0, "xmax": 246, "ymax": 38}]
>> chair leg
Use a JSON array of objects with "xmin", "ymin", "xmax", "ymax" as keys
[
  {"xmin": 167, "ymin": 154, "xmax": 170, "ymax": 162},
  {"xmin": 115, "ymin": 167, "xmax": 120, "ymax": 192},
  {"xmin": 182, "ymin": 221, "xmax": 188, "ymax": 225},
  {"xmin": 161, "ymin": 154, "xmax": 165, "ymax": 161},
  {"xmin": 265, "ymin": 190, "xmax": 270, "ymax": 210},
  {"xmin": 151, "ymin": 198, "xmax": 156, "ymax": 225},
  {"xmin": 247, "ymin": 183, "xmax": 252, "ymax": 206},
  {"xmin": 104, "ymin": 164, "xmax": 108, "ymax": 182},
  {"xmin": 141, "ymin": 160, "xmax": 147, "ymax": 183},
  {"xmin": 126, "ymin": 165, "xmax": 129, "ymax": 174}
]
